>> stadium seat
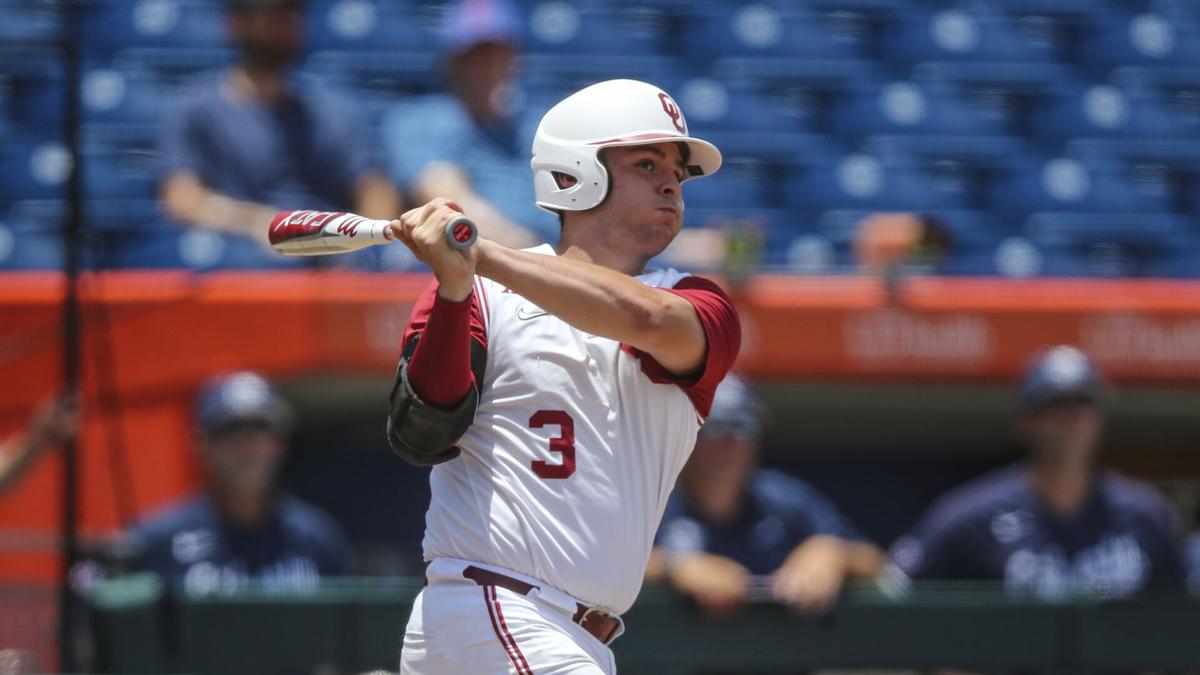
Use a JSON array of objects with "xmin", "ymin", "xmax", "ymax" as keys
[
  {"xmin": 0, "ymin": 1, "xmax": 62, "ymax": 41},
  {"xmin": 79, "ymin": 0, "xmax": 226, "ymax": 52},
  {"xmin": 100, "ymin": 224, "xmax": 308, "ymax": 271},
  {"xmin": 0, "ymin": 135, "xmax": 71, "ymax": 204},
  {"xmin": 80, "ymin": 66, "xmax": 167, "ymax": 126},
  {"xmin": 306, "ymin": 0, "xmax": 436, "ymax": 53},
  {"xmin": 670, "ymin": 77, "xmax": 812, "ymax": 133},
  {"xmin": 0, "ymin": 221, "xmax": 62, "ymax": 270},
  {"xmin": 786, "ymin": 152, "xmax": 969, "ymax": 214},
  {"xmin": 1074, "ymin": 12, "xmax": 1200, "ymax": 68},
  {"xmin": 522, "ymin": 3, "xmax": 668, "ymax": 56},
  {"xmin": 1025, "ymin": 212, "xmax": 1196, "ymax": 277},
  {"xmin": 1031, "ymin": 82, "xmax": 1185, "ymax": 142},
  {"xmin": 882, "ymin": 6, "xmax": 1056, "ymax": 63},
  {"xmin": 986, "ymin": 156, "xmax": 1157, "ymax": 214},
  {"xmin": 80, "ymin": 125, "xmax": 159, "ymax": 201},
  {"xmin": 831, "ymin": 80, "xmax": 1003, "ymax": 137},
  {"xmin": 682, "ymin": 7, "xmax": 867, "ymax": 61},
  {"xmin": 681, "ymin": 158, "xmax": 775, "ymax": 210}
]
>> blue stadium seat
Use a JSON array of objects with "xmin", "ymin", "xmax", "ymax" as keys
[
  {"xmin": 786, "ymin": 153, "xmax": 969, "ymax": 213},
  {"xmin": 80, "ymin": 66, "xmax": 167, "ymax": 126},
  {"xmin": 100, "ymin": 224, "xmax": 308, "ymax": 271},
  {"xmin": 301, "ymin": 49, "xmax": 438, "ymax": 100},
  {"xmin": 683, "ymin": 7, "xmax": 867, "ymax": 61},
  {"xmin": 79, "ymin": 0, "xmax": 226, "ymax": 52},
  {"xmin": 1025, "ymin": 212, "xmax": 1196, "ymax": 277},
  {"xmin": 82, "ymin": 125, "xmax": 160, "ymax": 201},
  {"xmin": 110, "ymin": 47, "xmax": 234, "ymax": 80},
  {"xmin": 1031, "ymin": 82, "xmax": 1185, "ymax": 141},
  {"xmin": 0, "ymin": 222, "xmax": 62, "ymax": 270},
  {"xmin": 682, "ymin": 158, "xmax": 774, "ymax": 210},
  {"xmin": 831, "ymin": 80, "xmax": 1003, "ymax": 137},
  {"xmin": 882, "ymin": 6, "xmax": 1056, "ymax": 63},
  {"xmin": 1075, "ymin": 12, "xmax": 1200, "ymax": 68},
  {"xmin": 987, "ymin": 156, "xmax": 1162, "ymax": 214},
  {"xmin": 0, "ymin": 2, "xmax": 62, "ymax": 41},
  {"xmin": 670, "ymin": 77, "xmax": 812, "ymax": 133},
  {"xmin": 0, "ymin": 135, "xmax": 71, "ymax": 204},
  {"xmin": 522, "ymin": 54, "xmax": 683, "ymax": 94},
  {"xmin": 523, "ymin": 3, "xmax": 668, "ymax": 56},
  {"xmin": 306, "ymin": 0, "xmax": 435, "ymax": 53},
  {"xmin": 712, "ymin": 56, "xmax": 879, "ymax": 92}
]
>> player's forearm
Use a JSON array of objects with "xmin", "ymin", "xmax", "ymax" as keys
[
  {"xmin": 161, "ymin": 174, "xmax": 276, "ymax": 244},
  {"xmin": 354, "ymin": 171, "xmax": 401, "ymax": 220},
  {"xmin": 475, "ymin": 240, "xmax": 692, "ymax": 349}
]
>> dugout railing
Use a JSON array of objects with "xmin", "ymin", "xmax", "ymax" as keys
[{"xmin": 87, "ymin": 573, "xmax": 1200, "ymax": 674}]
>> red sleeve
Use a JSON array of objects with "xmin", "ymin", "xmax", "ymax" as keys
[
  {"xmin": 620, "ymin": 276, "xmax": 741, "ymax": 418},
  {"xmin": 401, "ymin": 279, "xmax": 488, "ymax": 408}
]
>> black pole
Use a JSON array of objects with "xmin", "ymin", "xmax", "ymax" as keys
[{"xmin": 57, "ymin": 2, "xmax": 84, "ymax": 671}]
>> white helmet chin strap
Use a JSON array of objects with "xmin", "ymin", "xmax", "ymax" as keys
[{"xmin": 530, "ymin": 79, "xmax": 723, "ymax": 215}]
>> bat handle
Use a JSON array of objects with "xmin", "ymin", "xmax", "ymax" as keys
[{"xmin": 444, "ymin": 216, "xmax": 478, "ymax": 251}]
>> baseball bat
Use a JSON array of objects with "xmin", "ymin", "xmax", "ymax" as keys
[{"xmin": 268, "ymin": 210, "xmax": 478, "ymax": 256}]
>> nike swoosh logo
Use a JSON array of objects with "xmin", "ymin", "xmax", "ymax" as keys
[{"xmin": 517, "ymin": 306, "xmax": 549, "ymax": 321}]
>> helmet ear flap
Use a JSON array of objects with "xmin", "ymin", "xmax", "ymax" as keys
[{"xmin": 531, "ymin": 143, "xmax": 610, "ymax": 213}]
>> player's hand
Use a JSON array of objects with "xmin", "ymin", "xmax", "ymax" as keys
[
  {"xmin": 391, "ymin": 198, "xmax": 478, "ymax": 301},
  {"xmin": 769, "ymin": 536, "xmax": 847, "ymax": 614},
  {"xmin": 667, "ymin": 552, "xmax": 750, "ymax": 617}
]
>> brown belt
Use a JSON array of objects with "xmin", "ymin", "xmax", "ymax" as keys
[{"xmin": 462, "ymin": 565, "xmax": 622, "ymax": 645}]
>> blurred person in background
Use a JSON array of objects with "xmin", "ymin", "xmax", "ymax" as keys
[
  {"xmin": 126, "ymin": 372, "xmax": 351, "ymax": 594},
  {"xmin": 652, "ymin": 375, "xmax": 884, "ymax": 615},
  {"xmin": 380, "ymin": 0, "xmax": 554, "ymax": 248},
  {"xmin": 0, "ymin": 393, "xmax": 78, "ymax": 493},
  {"xmin": 159, "ymin": 0, "xmax": 397, "ymax": 248},
  {"xmin": 887, "ymin": 346, "xmax": 1185, "ymax": 599}
]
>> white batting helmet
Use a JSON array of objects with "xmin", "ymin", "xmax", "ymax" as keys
[{"xmin": 531, "ymin": 79, "xmax": 723, "ymax": 214}]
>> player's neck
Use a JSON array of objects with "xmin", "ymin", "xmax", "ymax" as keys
[
  {"xmin": 229, "ymin": 65, "xmax": 288, "ymax": 103},
  {"xmin": 555, "ymin": 232, "xmax": 650, "ymax": 276},
  {"xmin": 212, "ymin": 487, "xmax": 273, "ymax": 529},
  {"xmin": 1028, "ymin": 462, "xmax": 1094, "ymax": 516}
]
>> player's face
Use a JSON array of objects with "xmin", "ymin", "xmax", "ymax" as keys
[
  {"xmin": 592, "ymin": 144, "xmax": 686, "ymax": 256},
  {"xmin": 1022, "ymin": 400, "xmax": 1103, "ymax": 467},
  {"xmin": 450, "ymin": 42, "xmax": 518, "ymax": 116},
  {"xmin": 230, "ymin": 4, "xmax": 305, "ymax": 70},
  {"xmin": 201, "ymin": 424, "xmax": 286, "ymax": 497},
  {"xmin": 682, "ymin": 430, "xmax": 757, "ymax": 515}
]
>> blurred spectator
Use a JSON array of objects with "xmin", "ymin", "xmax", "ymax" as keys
[
  {"xmin": 126, "ymin": 372, "xmax": 350, "ymax": 594},
  {"xmin": 855, "ymin": 212, "xmax": 954, "ymax": 300},
  {"xmin": 159, "ymin": 0, "xmax": 397, "ymax": 248},
  {"xmin": 0, "ymin": 393, "xmax": 78, "ymax": 493},
  {"xmin": 653, "ymin": 375, "xmax": 884, "ymax": 615},
  {"xmin": 380, "ymin": 0, "xmax": 552, "ymax": 248},
  {"xmin": 887, "ymin": 346, "xmax": 1186, "ymax": 599}
]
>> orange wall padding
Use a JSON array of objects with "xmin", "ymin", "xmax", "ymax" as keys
[{"xmin": 4, "ymin": 270, "xmax": 1200, "ymax": 581}]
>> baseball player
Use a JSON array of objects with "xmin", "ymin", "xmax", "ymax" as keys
[
  {"xmin": 886, "ymin": 346, "xmax": 1185, "ymax": 600},
  {"xmin": 385, "ymin": 79, "xmax": 740, "ymax": 674}
]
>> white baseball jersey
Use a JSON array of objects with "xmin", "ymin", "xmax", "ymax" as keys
[{"xmin": 406, "ymin": 244, "xmax": 740, "ymax": 615}]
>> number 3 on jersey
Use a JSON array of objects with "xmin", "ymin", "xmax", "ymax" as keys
[{"xmin": 529, "ymin": 410, "xmax": 575, "ymax": 479}]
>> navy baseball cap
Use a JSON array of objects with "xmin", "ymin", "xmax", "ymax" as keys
[
  {"xmin": 1018, "ymin": 346, "xmax": 1104, "ymax": 410},
  {"xmin": 699, "ymin": 374, "xmax": 762, "ymax": 439},
  {"xmin": 439, "ymin": 0, "xmax": 520, "ymax": 58},
  {"xmin": 196, "ymin": 371, "xmax": 294, "ymax": 433}
]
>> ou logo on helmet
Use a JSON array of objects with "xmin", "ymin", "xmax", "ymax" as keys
[{"xmin": 658, "ymin": 92, "xmax": 687, "ymax": 133}]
